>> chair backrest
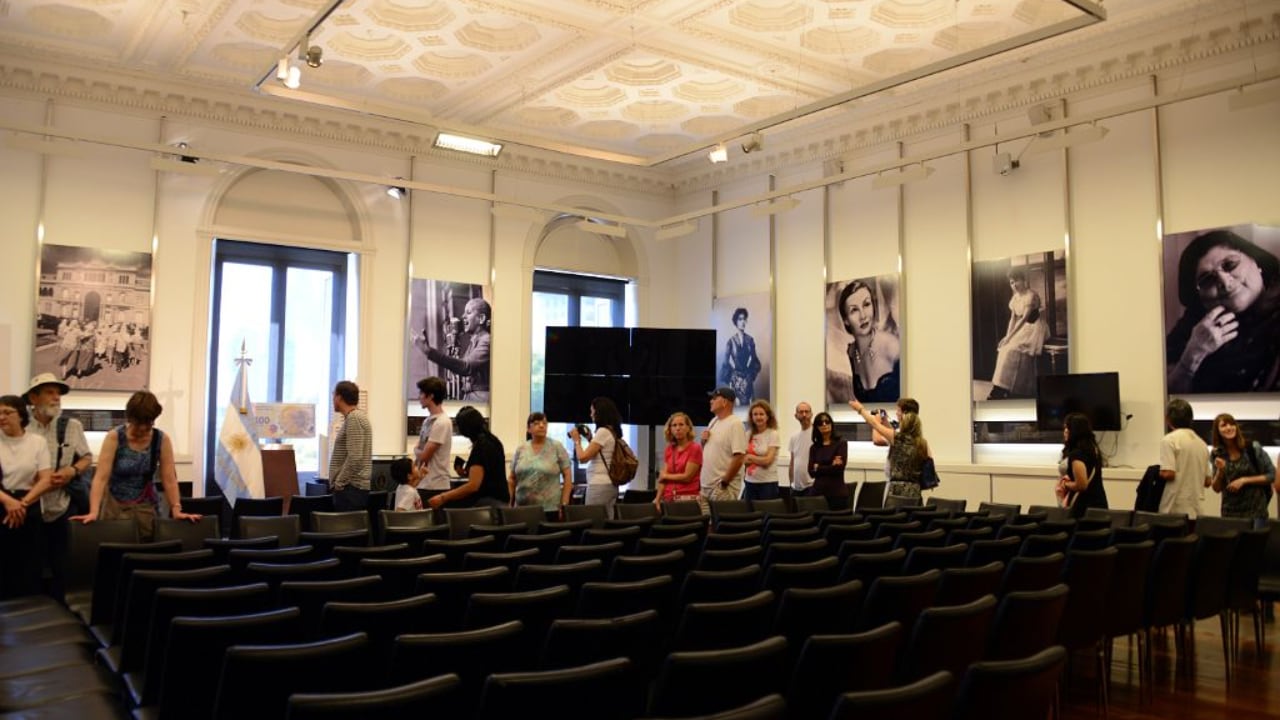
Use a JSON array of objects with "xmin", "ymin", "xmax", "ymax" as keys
[
  {"xmin": 827, "ymin": 669, "xmax": 953, "ymax": 720},
  {"xmin": 563, "ymin": 504, "xmax": 609, "ymax": 528},
  {"xmin": 498, "ymin": 505, "xmax": 547, "ymax": 533},
  {"xmin": 1056, "ymin": 547, "xmax": 1118, "ymax": 651},
  {"xmin": 154, "ymin": 516, "xmax": 221, "ymax": 551},
  {"xmin": 900, "ymin": 595, "xmax": 997, "ymax": 683},
  {"xmin": 710, "ymin": 499, "xmax": 752, "ymax": 519},
  {"xmin": 987, "ymin": 584, "xmax": 1069, "ymax": 660},
  {"xmin": 86, "ymin": 538, "xmax": 179, "ymax": 625},
  {"xmin": 903, "ymin": 544, "xmax": 969, "ymax": 574},
  {"xmin": 204, "ymin": 535, "xmax": 279, "ymax": 563},
  {"xmin": 1102, "ymin": 541, "xmax": 1155, "ymax": 640},
  {"xmin": 514, "ymin": 560, "xmax": 604, "ymax": 593},
  {"xmin": 1027, "ymin": 504, "xmax": 1071, "ymax": 522},
  {"xmin": 751, "ymin": 498, "xmax": 790, "ymax": 515},
  {"xmin": 762, "ymin": 538, "xmax": 828, "ymax": 566},
  {"xmin": 478, "ymin": 657, "xmax": 641, "ymax": 720},
  {"xmin": 391, "ymin": 621, "xmax": 525, "ymax": 709},
  {"xmin": 576, "ymin": 574, "xmax": 675, "ymax": 620},
  {"xmin": 840, "ymin": 548, "xmax": 906, "ymax": 587},
  {"xmin": 381, "ymin": 509, "xmax": 436, "ymax": 530},
  {"xmin": 609, "ymin": 549, "xmax": 687, "ymax": 583},
  {"xmin": 415, "ymin": 566, "xmax": 512, "ymax": 628},
  {"xmin": 444, "ymin": 507, "xmax": 497, "ymax": 539},
  {"xmin": 1227, "ymin": 528, "xmax": 1270, "ymax": 610},
  {"xmin": 978, "ymin": 502, "xmax": 1020, "ymax": 520},
  {"xmin": 703, "ymin": 530, "xmax": 763, "ymax": 552},
  {"xmin": 680, "ymin": 565, "xmax": 763, "ymax": 605},
  {"xmin": 762, "ymin": 557, "xmax": 840, "ymax": 594},
  {"xmin": 616, "ymin": 503, "xmax": 661, "ymax": 521},
  {"xmin": 999, "ymin": 552, "xmax": 1066, "ymax": 595},
  {"xmin": 854, "ymin": 482, "xmax": 887, "ymax": 510},
  {"xmin": 936, "ymin": 562, "xmax": 1005, "ymax": 607},
  {"xmin": 286, "ymin": 673, "xmax": 461, "ymax": 720},
  {"xmin": 462, "ymin": 548, "xmax": 540, "ymax": 573},
  {"xmin": 793, "ymin": 496, "xmax": 831, "ymax": 513},
  {"xmin": 215, "ymin": 632, "xmax": 370, "ymax": 720},
  {"xmin": 311, "ymin": 510, "xmax": 370, "ymax": 533},
  {"xmin": 1186, "ymin": 532, "xmax": 1239, "ymax": 620},
  {"xmin": 856, "ymin": 569, "xmax": 941, "ymax": 633},
  {"xmin": 554, "ymin": 541, "xmax": 625, "ymax": 566},
  {"xmin": 232, "ymin": 496, "xmax": 285, "ymax": 518},
  {"xmin": 662, "ymin": 500, "xmax": 707, "ymax": 518},
  {"xmin": 278, "ymin": 575, "xmax": 384, "ymax": 636},
  {"xmin": 319, "ymin": 593, "xmax": 440, "ymax": 658},
  {"xmin": 953, "ymin": 646, "xmax": 1068, "ymax": 720},
  {"xmin": 884, "ymin": 494, "xmax": 923, "ymax": 509},
  {"xmin": 160, "ymin": 607, "xmax": 304, "ymax": 719},
  {"xmin": 464, "ymin": 585, "xmax": 572, "ymax": 653},
  {"xmin": 118, "ymin": 564, "xmax": 232, "ymax": 668},
  {"xmin": 649, "ymin": 636, "xmax": 790, "ymax": 717},
  {"xmin": 772, "ymin": 579, "xmax": 864, "ymax": 645},
  {"xmin": 963, "ymin": 536, "xmax": 1021, "ymax": 571},
  {"xmin": 539, "ymin": 610, "xmax": 660, "ymax": 672},
  {"xmin": 1020, "ymin": 532, "xmax": 1069, "ymax": 558},
  {"xmin": 227, "ymin": 545, "xmax": 315, "ymax": 574},
  {"xmin": 245, "ymin": 558, "xmax": 343, "ymax": 589},
  {"xmin": 238, "ymin": 515, "xmax": 301, "ymax": 546},
  {"xmin": 926, "ymin": 497, "xmax": 967, "ymax": 513},
  {"xmin": 424, "ymin": 535, "xmax": 500, "ymax": 569},
  {"xmin": 1144, "ymin": 535, "xmax": 1197, "ymax": 629},
  {"xmin": 786, "ymin": 621, "xmax": 903, "ymax": 720},
  {"xmin": 673, "ymin": 590, "xmax": 776, "ymax": 651}
]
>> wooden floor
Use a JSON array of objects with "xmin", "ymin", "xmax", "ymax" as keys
[{"xmin": 1061, "ymin": 609, "xmax": 1279, "ymax": 720}]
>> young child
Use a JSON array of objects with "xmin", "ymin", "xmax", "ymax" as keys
[{"xmin": 391, "ymin": 457, "xmax": 424, "ymax": 511}]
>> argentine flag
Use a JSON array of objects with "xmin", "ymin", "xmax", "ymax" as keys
[{"xmin": 214, "ymin": 363, "xmax": 264, "ymax": 506}]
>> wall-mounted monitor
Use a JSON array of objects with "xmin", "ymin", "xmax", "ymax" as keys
[
  {"xmin": 544, "ymin": 327, "xmax": 631, "ymax": 376},
  {"xmin": 543, "ymin": 374, "xmax": 629, "ymax": 425},
  {"xmin": 1036, "ymin": 372, "xmax": 1121, "ymax": 431}
]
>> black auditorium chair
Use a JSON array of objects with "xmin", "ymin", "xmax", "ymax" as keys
[
  {"xmin": 786, "ymin": 621, "xmax": 903, "ymax": 720},
  {"xmin": 286, "ymin": 674, "xmax": 461, "ymax": 720},
  {"xmin": 648, "ymin": 636, "xmax": 789, "ymax": 718},
  {"xmin": 827, "ymin": 670, "xmax": 953, "ymax": 720},
  {"xmin": 477, "ymin": 658, "xmax": 642, "ymax": 720}
]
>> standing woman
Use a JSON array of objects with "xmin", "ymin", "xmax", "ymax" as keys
[
  {"xmin": 656, "ymin": 412, "xmax": 703, "ymax": 508},
  {"xmin": 0, "ymin": 395, "xmax": 55, "ymax": 598},
  {"xmin": 1210, "ymin": 413, "xmax": 1275, "ymax": 521},
  {"xmin": 721, "ymin": 308, "xmax": 761, "ymax": 406},
  {"xmin": 743, "ymin": 400, "xmax": 781, "ymax": 502},
  {"xmin": 509, "ymin": 412, "xmax": 573, "ymax": 521},
  {"xmin": 71, "ymin": 391, "xmax": 200, "ymax": 541},
  {"xmin": 851, "ymin": 398, "xmax": 929, "ymax": 501},
  {"xmin": 807, "ymin": 412, "xmax": 849, "ymax": 510},
  {"xmin": 428, "ymin": 406, "xmax": 509, "ymax": 510},
  {"xmin": 569, "ymin": 397, "xmax": 623, "ymax": 519},
  {"xmin": 1054, "ymin": 413, "xmax": 1109, "ymax": 518},
  {"xmin": 989, "ymin": 268, "xmax": 1050, "ymax": 399}
]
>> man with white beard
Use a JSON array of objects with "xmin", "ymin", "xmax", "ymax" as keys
[{"xmin": 26, "ymin": 373, "xmax": 93, "ymax": 601}]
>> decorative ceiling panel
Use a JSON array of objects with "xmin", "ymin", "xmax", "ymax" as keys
[{"xmin": 0, "ymin": 0, "xmax": 1111, "ymax": 165}]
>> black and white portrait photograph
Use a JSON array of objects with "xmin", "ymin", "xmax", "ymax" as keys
[
  {"xmin": 971, "ymin": 250, "xmax": 1068, "ymax": 401},
  {"xmin": 711, "ymin": 292, "xmax": 771, "ymax": 408},
  {"xmin": 32, "ymin": 244, "xmax": 153, "ymax": 391},
  {"xmin": 405, "ymin": 279, "xmax": 492, "ymax": 403},
  {"xmin": 825, "ymin": 274, "xmax": 901, "ymax": 407},
  {"xmin": 1163, "ymin": 223, "xmax": 1279, "ymax": 394}
]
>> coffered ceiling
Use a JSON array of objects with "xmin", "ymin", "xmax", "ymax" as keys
[{"xmin": 0, "ymin": 0, "xmax": 1207, "ymax": 169}]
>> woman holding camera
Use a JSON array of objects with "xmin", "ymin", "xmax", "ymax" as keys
[
  {"xmin": 569, "ymin": 397, "xmax": 622, "ymax": 518},
  {"xmin": 851, "ymin": 398, "xmax": 929, "ymax": 501}
]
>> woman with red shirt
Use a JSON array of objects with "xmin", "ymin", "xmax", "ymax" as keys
[{"xmin": 656, "ymin": 412, "xmax": 703, "ymax": 506}]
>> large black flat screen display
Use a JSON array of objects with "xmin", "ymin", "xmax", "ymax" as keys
[
  {"xmin": 1035, "ymin": 372, "xmax": 1121, "ymax": 431},
  {"xmin": 544, "ymin": 327, "xmax": 716, "ymax": 425}
]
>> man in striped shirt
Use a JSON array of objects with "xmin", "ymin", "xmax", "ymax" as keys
[{"xmin": 329, "ymin": 380, "xmax": 372, "ymax": 512}]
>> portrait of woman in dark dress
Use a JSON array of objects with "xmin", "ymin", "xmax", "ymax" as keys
[{"xmin": 839, "ymin": 279, "xmax": 900, "ymax": 402}]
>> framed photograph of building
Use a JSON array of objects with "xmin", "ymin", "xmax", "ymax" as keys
[
  {"xmin": 32, "ymin": 244, "xmax": 153, "ymax": 391},
  {"xmin": 971, "ymin": 250, "xmax": 1068, "ymax": 401},
  {"xmin": 1162, "ymin": 223, "xmax": 1279, "ymax": 394},
  {"xmin": 405, "ymin": 279, "xmax": 492, "ymax": 403},
  {"xmin": 711, "ymin": 291, "xmax": 771, "ymax": 410},
  {"xmin": 825, "ymin": 274, "xmax": 901, "ymax": 407}
]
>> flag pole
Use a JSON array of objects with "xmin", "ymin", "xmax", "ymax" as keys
[{"xmin": 235, "ymin": 340, "xmax": 252, "ymax": 414}]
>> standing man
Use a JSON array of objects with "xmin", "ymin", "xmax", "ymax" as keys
[
  {"xmin": 415, "ymin": 376, "xmax": 453, "ymax": 498},
  {"xmin": 788, "ymin": 402, "xmax": 814, "ymax": 497},
  {"xmin": 700, "ymin": 387, "xmax": 747, "ymax": 503},
  {"xmin": 329, "ymin": 381, "xmax": 372, "ymax": 512},
  {"xmin": 1159, "ymin": 398, "xmax": 1210, "ymax": 518},
  {"xmin": 25, "ymin": 373, "xmax": 92, "ymax": 601},
  {"xmin": 418, "ymin": 297, "xmax": 491, "ymax": 402}
]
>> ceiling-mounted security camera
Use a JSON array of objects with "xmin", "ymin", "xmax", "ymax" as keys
[
  {"xmin": 740, "ymin": 132, "xmax": 763, "ymax": 154},
  {"xmin": 994, "ymin": 151, "xmax": 1019, "ymax": 176},
  {"xmin": 305, "ymin": 45, "xmax": 323, "ymax": 68}
]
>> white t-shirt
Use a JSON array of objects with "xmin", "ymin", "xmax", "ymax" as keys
[
  {"xmin": 789, "ymin": 429, "xmax": 812, "ymax": 491},
  {"xmin": 393, "ymin": 483, "xmax": 423, "ymax": 511},
  {"xmin": 745, "ymin": 428, "xmax": 780, "ymax": 485},
  {"xmin": 416, "ymin": 413, "xmax": 453, "ymax": 491},
  {"xmin": 700, "ymin": 416, "xmax": 747, "ymax": 491},
  {"xmin": 0, "ymin": 432, "xmax": 52, "ymax": 493},
  {"xmin": 585, "ymin": 427, "xmax": 616, "ymax": 486},
  {"xmin": 1158, "ymin": 427, "xmax": 1209, "ymax": 518}
]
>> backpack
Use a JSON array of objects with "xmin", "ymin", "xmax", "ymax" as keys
[
  {"xmin": 602, "ymin": 434, "xmax": 640, "ymax": 486},
  {"xmin": 1134, "ymin": 464, "xmax": 1163, "ymax": 513}
]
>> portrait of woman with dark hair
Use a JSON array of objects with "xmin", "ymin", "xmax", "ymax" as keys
[
  {"xmin": 988, "ymin": 267, "xmax": 1050, "ymax": 399},
  {"xmin": 838, "ymin": 278, "xmax": 900, "ymax": 403},
  {"xmin": 1164, "ymin": 226, "xmax": 1280, "ymax": 394},
  {"xmin": 713, "ymin": 293, "xmax": 771, "ymax": 408},
  {"xmin": 720, "ymin": 307, "xmax": 762, "ymax": 405}
]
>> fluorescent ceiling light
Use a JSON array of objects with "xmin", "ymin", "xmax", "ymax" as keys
[
  {"xmin": 708, "ymin": 144, "xmax": 728, "ymax": 163},
  {"xmin": 655, "ymin": 221, "xmax": 698, "ymax": 241},
  {"xmin": 871, "ymin": 165, "xmax": 935, "ymax": 189},
  {"xmin": 1023, "ymin": 124, "xmax": 1109, "ymax": 156},
  {"xmin": 1228, "ymin": 84, "xmax": 1280, "ymax": 111},
  {"xmin": 434, "ymin": 132, "xmax": 503, "ymax": 157},
  {"xmin": 575, "ymin": 219, "xmax": 627, "ymax": 238},
  {"xmin": 750, "ymin": 197, "xmax": 800, "ymax": 217},
  {"xmin": 4, "ymin": 133, "xmax": 87, "ymax": 158},
  {"xmin": 149, "ymin": 156, "xmax": 224, "ymax": 176}
]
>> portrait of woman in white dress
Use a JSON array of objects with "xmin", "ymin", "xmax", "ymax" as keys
[{"xmin": 971, "ymin": 251, "xmax": 1068, "ymax": 401}]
